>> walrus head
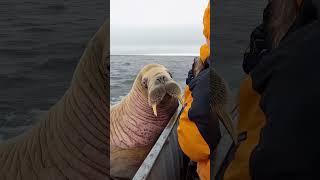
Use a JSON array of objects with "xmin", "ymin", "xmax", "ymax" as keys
[{"xmin": 139, "ymin": 64, "xmax": 182, "ymax": 116}]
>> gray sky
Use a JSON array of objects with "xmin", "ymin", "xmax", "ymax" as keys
[
  {"xmin": 111, "ymin": 0, "xmax": 208, "ymax": 26},
  {"xmin": 111, "ymin": 0, "xmax": 209, "ymax": 55}
]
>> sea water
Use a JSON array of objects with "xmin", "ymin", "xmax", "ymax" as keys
[{"xmin": 0, "ymin": 0, "xmax": 106, "ymax": 140}]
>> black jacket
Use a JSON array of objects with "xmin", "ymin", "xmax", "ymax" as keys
[
  {"xmin": 220, "ymin": 1, "xmax": 320, "ymax": 179},
  {"xmin": 250, "ymin": 1, "xmax": 320, "ymax": 179}
]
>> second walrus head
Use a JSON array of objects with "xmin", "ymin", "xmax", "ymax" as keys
[{"xmin": 137, "ymin": 64, "xmax": 182, "ymax": 116}]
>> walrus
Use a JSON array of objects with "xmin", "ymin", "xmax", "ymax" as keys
[
  {"xmin": 110, "ymin": 64, "xmax": 182, "ymax": 179},
  {"xmin": 0, "ymin": 21, "xmax": 109, "ymax": 180}
]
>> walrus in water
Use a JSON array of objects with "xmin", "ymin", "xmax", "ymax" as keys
[
  {"xmin": 0, "ymin": 21, "xmax": 109, "ymax": 180},
  {"xmin": 110, "ymin": 64, "xmax": 182, "ymax": 179}
]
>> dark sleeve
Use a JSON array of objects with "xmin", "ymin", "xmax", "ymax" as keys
[
  {"xmin": 188, "ymin": 68, "xmax": 221, "ymax": 150},
  {"xmin": 250, "ymin": 60, "xmax": 320, "ymax": 179}
]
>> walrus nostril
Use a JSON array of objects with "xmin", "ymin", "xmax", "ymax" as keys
[{"xmin": 156, "ymin": 75, "xmax": 167, "ymax": 84}]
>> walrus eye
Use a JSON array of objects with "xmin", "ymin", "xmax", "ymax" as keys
[
  {"xmin": 141, "ymin": 78, "xmax": 148, "ymax": 88},
  {"xmin": 168, "ymin": 72, "xmax": 173, "ymax": 78}
]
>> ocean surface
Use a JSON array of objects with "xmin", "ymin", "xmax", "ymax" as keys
[
  {"xmin": 0, "ymin": 0, "xmax": 107, "ymax": 140},
  {"xmin": 213, "ymin": 0, "xmax": 265, "ymax": 97},
  {"xmin": 110, "ymin": 55, "xmax": 192, "ymax": 106}
]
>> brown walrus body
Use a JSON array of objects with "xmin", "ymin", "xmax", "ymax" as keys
[
  {"xmin": 110, "ymin": 64, "xmax": 181, "ymax": 179},
  {"xmin": 0, "ymin": 22, "xmax": 109, "ymax": 180}
]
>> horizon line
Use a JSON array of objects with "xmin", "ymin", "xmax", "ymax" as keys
[{"xmin": 110, "ymin": 53, "xmax": 198, "ymax": 57}]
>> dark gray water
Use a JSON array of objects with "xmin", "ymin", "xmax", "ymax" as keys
[
  {"xmin": 0, "ymin": 0, "xmax": 107, "ymax": 140},
  {"xmin": 110, "ymin": 55, "xmax": 192, "ymax": 105},
  {"xmin": 213, "ymin": 0, "xmax": 266, "ymax": 97}
]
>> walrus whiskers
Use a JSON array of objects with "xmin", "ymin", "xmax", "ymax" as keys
[{"xmin": 211, "ymin": 70, "xmax": 238, "ymax": 144}]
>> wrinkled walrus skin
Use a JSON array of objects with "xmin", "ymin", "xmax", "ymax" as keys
[
  {"xmin": 0, "ymin": 21, "xmax": 109, "ymax": 180},
  {"xmin": 110, "ymin": 64, "xmax": 181, "ymax": 179}
]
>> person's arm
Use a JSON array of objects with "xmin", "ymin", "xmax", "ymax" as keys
[{"xmin": 178, "ymin": 68, "xmax": 220, "ymax": 161}]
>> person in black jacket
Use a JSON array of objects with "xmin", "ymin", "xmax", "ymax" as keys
[{"xmin": 218, "ymin": 0, "xmax": 320, "ymax": 179}]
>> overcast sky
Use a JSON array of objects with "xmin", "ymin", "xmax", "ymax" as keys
[
  {"xmin": 111, "ymin": 0, "xmax": 208, "ymax": 26},
  {"xmin": 110, "ymin": 0, "xmax": 209, "ymax": 55}
]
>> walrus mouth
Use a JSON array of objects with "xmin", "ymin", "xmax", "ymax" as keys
[
  {"xmin": 151, "ymin": 94, "xmax": 182, "ymax": 117},
  {"xmin": 149, "ymin": 80, "xmax": 182, "ymax": 117}
]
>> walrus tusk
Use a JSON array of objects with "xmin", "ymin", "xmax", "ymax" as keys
[{"xmin": 152, "ymin": 104, "xmax": 157, "ymax": 116}]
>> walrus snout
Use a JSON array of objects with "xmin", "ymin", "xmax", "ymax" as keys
[
  {"xmin": 148, "ymin": 85, "xmax": 166, "ymax": 106},
  {"xmin": 139, "ymin": 64, "xmax": 182, "ymax": 116},
  {"xmin": 165, "ymin": 80, "xmax": 182, "ymax": 101},
  {"xmin": 147, "ymin": 73, "xmax": 173, "ymax": 104},
  {"xmin": 155, "ymin": 75, "xmax": 169, "ymax": 84},
  {"xmin": 148, "ymin": 78, "xmax": 181, "ymax": 116}
]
